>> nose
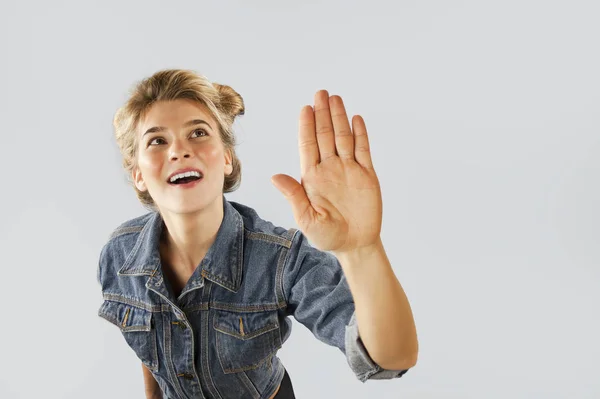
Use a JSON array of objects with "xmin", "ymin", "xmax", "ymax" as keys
[{"xmin": 169, "ymin": 139, "xmax": 193, "ymax": 161}]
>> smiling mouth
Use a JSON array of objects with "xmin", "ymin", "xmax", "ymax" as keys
[
  {"xmin": 168, "ymin": 170, "xmax": 204, "ymax": 185},
  {"xmin": 169, "ymin": 175, "xmax": 202, "ymax": 185}
]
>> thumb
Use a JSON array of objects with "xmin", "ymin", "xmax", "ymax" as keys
[{"xmin": 271, "ymin": 174, "xmax": 312, "ymax": 223}]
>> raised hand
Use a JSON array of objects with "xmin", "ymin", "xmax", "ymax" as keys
[{"xmin": 271, "ymin": 90, "xmax": 383, "ymax": 255}]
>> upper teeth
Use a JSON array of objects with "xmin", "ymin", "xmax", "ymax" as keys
[{"xmin": 170, "ymin": 171, "xmax": 201, "ymax": 183}]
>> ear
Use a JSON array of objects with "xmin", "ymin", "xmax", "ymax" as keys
[
  {"xmin": 224, "ymin": 148, "xmax": 233, "ymax": 176},
  {"xmin": 132, "ymin": 166, "xmax": 147, "ymax": 191}
]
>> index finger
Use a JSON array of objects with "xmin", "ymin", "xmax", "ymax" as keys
[{"xmin": 298, "ymin": 105, "xmax": 319, "ymax": 176}]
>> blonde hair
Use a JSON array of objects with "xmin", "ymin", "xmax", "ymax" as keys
[{"xmin": 112, "ymin": 69, "xmax": 245, "ymax": 210}]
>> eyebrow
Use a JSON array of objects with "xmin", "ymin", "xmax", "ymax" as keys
[{"xmin": 143, "ymin": 119, "xmax": 213, "ymax": 136}]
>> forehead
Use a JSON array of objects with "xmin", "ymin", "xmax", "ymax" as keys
[{"xmin": 138, "ymin": 99, "xmax": 216, "ymax": 134}]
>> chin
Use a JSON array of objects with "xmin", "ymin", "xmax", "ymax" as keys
[{"xmin": 162, "ymin": 194, "xmax": 219, "ymax": 215}]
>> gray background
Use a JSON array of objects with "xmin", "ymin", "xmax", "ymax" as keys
[{"xmin": 0, "ymin": 0, "xmax": 598, "ymax": 398}]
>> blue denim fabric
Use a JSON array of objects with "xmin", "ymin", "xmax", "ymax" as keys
[{"xmin": 97, "ymin": 195, "xmax": 409, "ymax": 399}]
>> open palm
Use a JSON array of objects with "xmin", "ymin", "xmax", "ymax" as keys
[{"xmin": 271, "ymin": 90, "xmax": 383, "ymax": 254}]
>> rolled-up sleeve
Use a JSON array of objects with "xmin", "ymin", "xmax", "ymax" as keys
[
  {"xmin": 345, "ymin": 311, "xmax": 410, "ymax": 382},
  {"xmin": 282, "ymin": 229, "xmax": 411, "ymax": 382}
]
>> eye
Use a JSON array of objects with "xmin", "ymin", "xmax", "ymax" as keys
[
  {"xmin": 191, "ymin": 128, "xmax": 208, "ymax": 138},
  {"xmin": 148, "ymin": 137, "xmax": 166, "ymax": 146}
]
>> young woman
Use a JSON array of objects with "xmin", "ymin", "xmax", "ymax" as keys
[{"xmin": 97, "ymin": 69, "xmax": 418, "ymax": 399}]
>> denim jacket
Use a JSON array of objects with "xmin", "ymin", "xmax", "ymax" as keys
[{"xmin": 97, "ymin": 195, "xmax": 409, "ymax": 399}]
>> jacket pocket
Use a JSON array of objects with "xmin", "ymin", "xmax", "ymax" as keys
[
  {"xmin": 213, "ymin": 309, "xmax": 282, "ymax": 374},
  {"xmin": 98, "ymin": 300, "xmax": 159, "ymax": 372}
]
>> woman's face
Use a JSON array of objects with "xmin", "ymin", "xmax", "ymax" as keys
[{"xmin": 133, "ymin": 99, "xmax": 232, "ymax": 214}]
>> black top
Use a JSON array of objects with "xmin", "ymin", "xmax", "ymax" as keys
[{"xmin": 274, "ymin": 368, "xmax": 296, "ymax": 399}]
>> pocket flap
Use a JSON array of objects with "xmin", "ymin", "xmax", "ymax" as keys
[
  {"xmin": 98, "ymin": 300, "xmax": 152, "ymax": 332},
  {"xmin": 213, "ymin": 310, "xmax": 278, "ymax": 340}
]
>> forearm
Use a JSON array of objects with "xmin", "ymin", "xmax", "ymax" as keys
[
  {"xmin": 334, "ymin": 237, "xmax": 418, "ymax": 370},
  {"xmin": 142, "ymin": 363, "xmax": 163, "ymax": 399}
]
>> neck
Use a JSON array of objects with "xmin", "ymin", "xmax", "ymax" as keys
[{"xmin": 159, "ymin": 195, "xmax": 225, "ymax": 273}]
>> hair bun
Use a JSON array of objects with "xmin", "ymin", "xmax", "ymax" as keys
[{"xmin": 213, "ymin": 83, "xmax": 245, "ymax": 118}]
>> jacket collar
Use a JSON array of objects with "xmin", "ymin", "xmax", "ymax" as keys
[{"xmin": 118, "ymin": 195, "xmax": 244, "ymax": 293}]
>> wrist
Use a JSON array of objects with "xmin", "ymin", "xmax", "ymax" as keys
[{"xmin": 333, "ymin": 237, "xmax": 384, "ymax": 264}]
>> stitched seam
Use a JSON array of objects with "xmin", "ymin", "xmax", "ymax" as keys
[
  {"xmin": 275, "ymin": 248, "xmax": 287, "ymax": 307},
  {"xmin": 202, "ymin": 281, "xmax": 223, "ymax": 399},
  {"xmin": 122, "ymin": 325, "xmax": 151, "ymax": 332},
  {"xmin": 214, "ymin": 323, "xmax": 278, "ymax": 340},
  {"xmin": 98, "ymin": 312, "xmax": 149, "ymax": 332},
  {"xmin": 238, "ymin": 371, "xmax": 260, "ymax": 399},
  {"xmin": 118, "ymin": 267, "xmax": 157, "ymax": 276},
  {"xmin": 210, "ymin": 302, "xmax": 280, "ymax": 312},
  {"xmin": 278, "ymin": 228, "xmax": 299, "ymax": 308},
  {"xmin": 201, "ymin": 270, "xmax": 235, "ymax": 292},
  {"xmin": 235, "ymin": 216, "xmax": 243, "ymax": 290},
  {"xmin": 244, "ymin": 230, "xmax": 292, "ymax": 248},
  {"xmin": 185, "ymin": 302, "xmax": 286, "ymax": 313},
  {"xmin": 102, "ymin": 293, "xmax": 159, "ymax": 312},
  {"xmin": 118, "ymin": 219, "xmax": 153, "ymax": 274},
  {"xmin": 164, "ymin": 310, "xmax": 186, "ymax": 399},
  {"xmin": 179, "ymin": 284, "xmax": 204, "ymax": 298}
]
